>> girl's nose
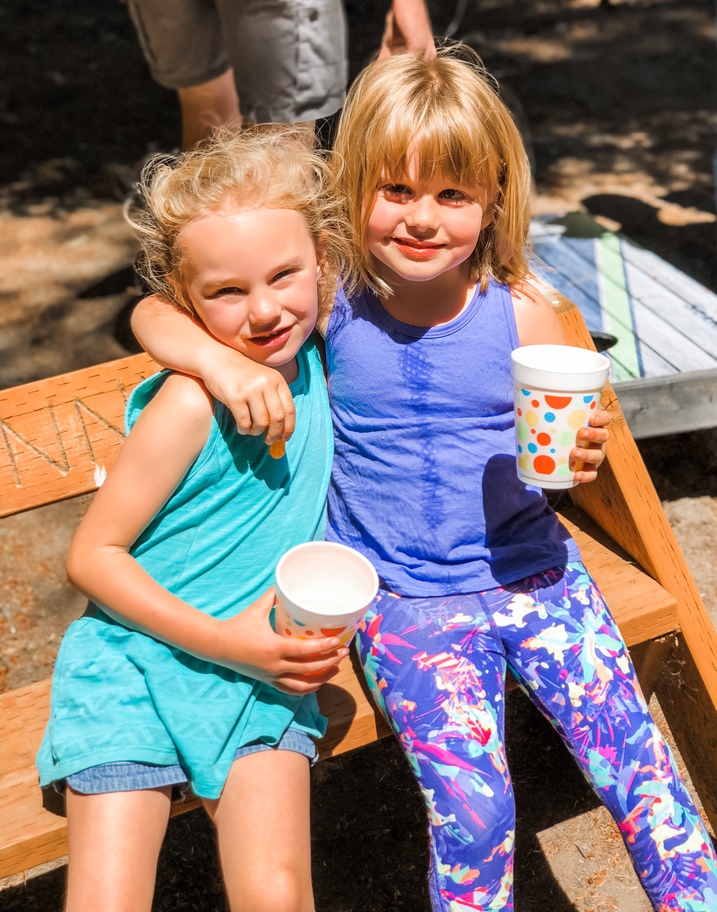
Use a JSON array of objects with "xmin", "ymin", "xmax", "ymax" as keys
[
  {"xmin": 248, "ymin": 290, "xmax": 282, "ymax": 326},
  {"xmin": 405, "ymin": 195, "xmax": 439, "ymax": 233}
]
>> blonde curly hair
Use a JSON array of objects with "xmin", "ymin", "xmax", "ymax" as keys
[
  {"xmin": 331, "ymin": 44, "xmax": 532, "ymax": 295},
  {"xmin": 127, "ymin": 128, "xmax": 351, "ymax": 318}
]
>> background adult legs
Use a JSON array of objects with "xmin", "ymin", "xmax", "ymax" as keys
[{"xmin": 177, "ymin": 69, "xmax": 241, "ymax": 150}]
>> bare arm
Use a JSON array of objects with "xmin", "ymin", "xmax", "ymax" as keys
[
  {"xmin": 131, "ymin": 295, "xmax": 296, "ymax": 444},
  {"xmin": 511, "ymin": 280, "xmax": 610, "ymax": 484},
  {"xmin": 511, "ymin": 280, "xmax": 568, "ymax": 347},
  {"xmin": 379, "ymin": 0, "xmax": 435, "ymax": 60},
  {"xmin": 67, "ymin": 373, "xmax": 344, "ymax": 694}
]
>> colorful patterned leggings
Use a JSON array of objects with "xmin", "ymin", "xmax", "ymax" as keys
[{"xmin": 355, "ymin": 562, "xmax": 717, "ymax": 912}]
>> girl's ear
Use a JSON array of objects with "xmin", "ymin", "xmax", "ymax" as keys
[
  {"xmin": 481, "ymin": 196, "xmax": 498, "ymax": 230},
  {"xmin": 315, "ymin": 231, "xmax": 329, "ymax": 278},
  {"xmin": 167, "ymin": 271, "xmax": 184, "ymax": 306},
  {"xmin": 167, "ymin": 267, "xmax": 194, "ymax": 315}
]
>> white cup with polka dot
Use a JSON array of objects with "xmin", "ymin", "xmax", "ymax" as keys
[
  {"xmin": 275, "ymin": 541, "xmax": 379, "ymax": 647},
  {"xmin": 511, "ymin": 344, "xmax": 610, "ymax": 490}
]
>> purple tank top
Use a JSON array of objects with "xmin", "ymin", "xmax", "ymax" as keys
[{"xmin": 325, "ymin": 279, "xmax": 580, "ymax": 596}]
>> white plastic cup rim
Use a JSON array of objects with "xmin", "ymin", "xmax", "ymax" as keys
[
  {"xmin": 511, "ymin": 344, "xmax": 610, "ymax": 391},
  {"xmin": 275, "ymin": 541, "xmax": 379, "ymax": 629}
]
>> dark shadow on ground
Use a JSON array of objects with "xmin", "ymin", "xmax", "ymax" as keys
[
  {"xmin": 77, "ymin": 265, "xmax": 145, "ymax": 353},
  {"xmin": 583, "ymin": 194, "xmax": 717, "ymax": 291},
  {"xmin": 637, "ymin": 427, "xmax": 717, "ymax": 500}
]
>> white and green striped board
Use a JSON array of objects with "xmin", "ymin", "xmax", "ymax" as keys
[{"xmin": 530, "ymin": 212, "xmax": 717, "ymax": 437}]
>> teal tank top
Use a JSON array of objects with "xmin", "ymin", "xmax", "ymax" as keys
[{"xmin": 38, "ymin": 338, "xmax": 333, "ymax": 799}]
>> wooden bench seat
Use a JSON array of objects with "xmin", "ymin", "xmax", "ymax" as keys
[
  {"xmin": 1, "ymin": 294, "xmax": 715, "ymax": 882},
  {"xmin": 0, "ymin": 520, "xmax": 679, "ymax": 877},
  {"xmin": 0, "ymin": 504, "xmax": 681, "ymax": 879}
]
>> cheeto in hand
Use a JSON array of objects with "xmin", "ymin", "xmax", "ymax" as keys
[{"xmin": 269, "ymin": 440, "xmax": 286, "ymax": 459}]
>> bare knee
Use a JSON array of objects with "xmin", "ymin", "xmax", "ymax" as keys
[
  {"xmin": 213, "ymin": 750, "xmax": 313, "ymax": 911},
  {"xmin": 230, "ymin": 865, "xmax": 313, "ymax": 912}
]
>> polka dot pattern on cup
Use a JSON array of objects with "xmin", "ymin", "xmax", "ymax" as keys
[
  {"xmin": 281, "ymin": 612, "xmax": 354, "ymax": 645},
  {"xmin": 515, "ymin": 387, "xmax": 598, "ymax": 485}
]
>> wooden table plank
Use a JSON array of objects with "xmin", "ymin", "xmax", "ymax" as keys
[
  {"xmin": 621, "ymin": 241, "xmax": 717, "ymax": 324},
  {"xmin": 529, "ymin": 265, "xmax": 674, "ymax": 381},
  {"xmin": 622, "ymin": 253, "xmax": 717, "ymax": 358},
  {"xmin": 614, "ymin": 369, "xmax": 717, "ymax": 439},
  {"xmin": 533, "ymin": 232, "xmax": 716, "ymax": 376},
  {"xmin": 531, "ymin": 214, "xmax": 717, "ymax": 437},
  {"xmin": 0, "ymin": 354, "xmax": 158, "ymax": 517}
]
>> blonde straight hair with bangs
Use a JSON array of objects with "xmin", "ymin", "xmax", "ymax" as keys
[{"xmin": 332, "ymin": 44, "xmax": 532, "ymax": 295}]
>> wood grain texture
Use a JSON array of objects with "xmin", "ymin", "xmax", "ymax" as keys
[
  {"xmin": 613, "ymin": 369, "xmax": 717, "ymax": 439},
  {"xmin": 531, "ymin": 216, "xmax": 717, "ymax": 382},
  {"xmin": 0, "ymin": 354, "xmax": 157, "ymax": 517},
  {"xmin": 555, "ymin": 289, "xmax": 717, "ymax": 829}
]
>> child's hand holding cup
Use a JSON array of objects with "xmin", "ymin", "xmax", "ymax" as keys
[
  {"xmin": 511, "ymin": 344, "xmax": 611, "ymax": 489},
  {"xmin": 275, "ymin": 542, "xmax": 379, "ymax": 663}
]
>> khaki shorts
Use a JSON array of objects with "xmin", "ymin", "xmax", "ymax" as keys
[{"xmin": 125, "ymin": 0, "xmax": 348, "ymax": 123}]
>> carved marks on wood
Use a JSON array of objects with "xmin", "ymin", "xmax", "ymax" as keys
[{"xmin": 0, "ymin": 379, "xmax": 131, "ymax": 511}]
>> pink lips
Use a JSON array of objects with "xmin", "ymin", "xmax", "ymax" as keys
[
  {"xmin": 249, "ymin": 326, "xmax": 292, "ymax": 348},
  {"xmin": 392, "ymin": 237, "xmax": 443, "ymax": 260}
]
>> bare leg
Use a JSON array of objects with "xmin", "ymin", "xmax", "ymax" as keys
[
  {"xmin": 64, "ymin": 785, "xmax": 171, "ymax": 912},
  {"xmin": 178, "ymin": 69, "xmax": 315, "ymax": 149},
  {"xmin": 203, "ymin": 750, "xmax": 314, "ymax": 912},
  {"xmin": 177, "ymin": 68, "xmax": 241, "ymax": 149}
]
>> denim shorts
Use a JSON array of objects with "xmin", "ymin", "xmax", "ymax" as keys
[{"xmin": 62, "ymin": 728, "xmax": 317, "ymax": 799}]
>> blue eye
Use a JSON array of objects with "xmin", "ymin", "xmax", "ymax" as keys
[{"xmin": 440, "ymin": 189, "xmax": 466, "ymax": 201}]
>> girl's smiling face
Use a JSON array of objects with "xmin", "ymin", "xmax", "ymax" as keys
[
  {"xmin": 178, "ymin": 207, "xmax": 320, "ymax": 381},
  {"xmin": 366, "ymin": 162, "xmax": 492, "ymax": 289}
]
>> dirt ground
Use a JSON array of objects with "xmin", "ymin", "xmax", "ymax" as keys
[{"xmin": 1, "ymin": 0, "xmax": 716, "ymax": 909}]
